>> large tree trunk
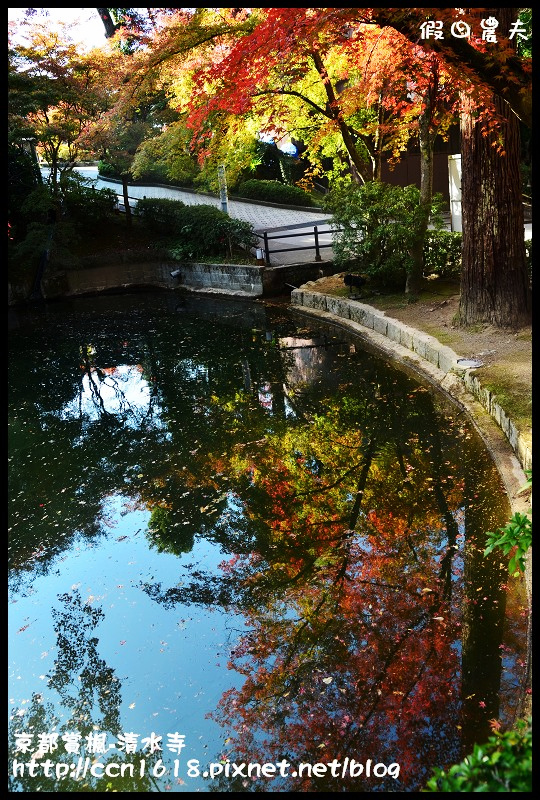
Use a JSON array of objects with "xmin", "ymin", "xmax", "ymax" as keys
[{"xmin": 458, "ymin": 9, "xmax": 531, "ymax": 328}]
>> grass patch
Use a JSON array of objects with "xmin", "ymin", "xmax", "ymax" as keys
[
  {"xmin": 476, "ymin": 365, "xmax": 532, "ymax": 432},
  {"xmin": 419, "ymin": 326, "xmax": 457, "ymax": 345}
]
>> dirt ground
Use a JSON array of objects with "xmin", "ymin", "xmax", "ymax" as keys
[{"xmin": 312, "ymin": 273, "xmax": 532, "ymax": 443}]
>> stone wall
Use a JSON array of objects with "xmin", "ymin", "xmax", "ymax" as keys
[{"xmin": 32, "ymin": 259, "xmax": 343, "ymax": 301}]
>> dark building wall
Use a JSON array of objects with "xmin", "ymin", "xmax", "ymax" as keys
[
  {"xmin": 380, "ymin": 127, "xmax": 461, "ymax": 206},
  {"xmin": 381, "ymin": 151, "xmax": 452, "ymax": 205}
]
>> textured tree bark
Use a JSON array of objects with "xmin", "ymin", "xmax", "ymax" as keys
[
  {"xmin": 459, "ymin": 92, "xmax": 531, "ymax": 327},
  {"xmin": 458, "ymin": 8, "xmax": 531, "ymax": 328}
]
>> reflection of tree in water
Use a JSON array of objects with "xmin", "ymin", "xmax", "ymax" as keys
[
  {"xmin": 8, "ymin": 590, "xmax": 158, "ymax": 792},
  {"xmin": 8, "ymin": 302, "xmax": 291, "ymax": 577},
  {"xmin": 48, "ymin": 590, "xmax": 122, "ymax": 735},
  {"xmin": 9, "ymin": 298, "xmax": 525, "ymax": 791},
  {"xmin": 76, "ymin": 343, "xmax": 161, "ymax": 426},
  {"xmin": 199, "ymin": 370, "xmax": 512, "ymax": 791}
]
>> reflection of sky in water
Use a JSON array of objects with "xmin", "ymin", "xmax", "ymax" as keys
[
  {"xmin": 60, "ymin": 364, "xmax": 165, "ymax": 428},
  {"xmin": 8, "ymin": 493, "xmax": 242, "ymax": 790},
  {"xmin": 279, "ymin": 337, "xmax": 328, "ymax": 387},
  {"xmin": 175, "ymin": 360, "xmax": 209, "ymax": 381}
]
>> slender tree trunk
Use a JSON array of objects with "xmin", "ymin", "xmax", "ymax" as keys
[
  {"xmin": 348, "ymin": 439, "xmax": 376, "ymax": 530},
  {"xmin": 122, "ymin": 174, "xmax": 132, "ymax": 227},
  {"xmin": 311, "ymin": 50, "xmax": 371, "ymax": 184},
  {"xmin": 96, "ymin": 8, "xmax": 118, "ymax": 38},
  {"xmin": 458, "ymin": 9, "xmax": 531, "ymax": 328},
  {"xmin": 373, "ymin": 97, "xmax": 384, "ymax": 181},
  {"xmin": 406, "ymin": 106, "xmax": 433, "ymax": 294}
]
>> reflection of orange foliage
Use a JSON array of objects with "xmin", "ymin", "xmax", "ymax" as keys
[
  {"xmin": 212, "ymin": 530, "xmax": 461, "ymax": 789},
  {"xmin": 206, "ymin": 418, "xmax": 470, "ymax": 789}
]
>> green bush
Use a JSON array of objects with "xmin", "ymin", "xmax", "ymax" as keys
[
  {"xmin": 9, "ymin": 180, "xmax": 116, "ymax": 276},
  {"xmin": 60, "ymin": 181, "xmax": 118, "ymax": 225},
  {"xmin": 484, "ymin": 470, "xmax": 531, "ymax": 576},
  {"xmin": 136, "ymin": 198, "xmax": 257, "ymax": 260},
  {"xmin": 422, "ymin": 234, "xmax": 531, "ymax": 283},
  {"xmin": 423, "ymin": 230, "xmax": 462, "ymax": 279},
  {"xmin": 324, "ymin": 181, "xmax": 445, "ymax": 289},
  {"xmin": 423, "ymin": 718, "xmax": 532, "ymax": 792},
  {"xmin": 135, "ymin": 197, "xmax": 187, "ymax": 233},
  {"xmin": 236, "ymin": 179, "xmax": 316, "ymax": 207},
  {"xmin": 136, "ymin": 163, "xmax": 195, "ymax": 187},
  {"xmin": 97, "ymin": 160, "xmax": 120, "ymax": 179},
  {"xmin": 8, "ymin": 221, "xmax": 52, "ymax": 278},
  {"xmin": 484, "ymin": 511, "xmax": 532, "ymax": 576}
]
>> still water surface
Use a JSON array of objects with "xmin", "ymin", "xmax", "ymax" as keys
[{"xmin": 8, "ymin": 292, "xmax": 528, "ymax": 792}]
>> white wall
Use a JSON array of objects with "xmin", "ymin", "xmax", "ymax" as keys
[{"xmin": 448, "ymin": 154, "xmax": 462, "ymax": 232}]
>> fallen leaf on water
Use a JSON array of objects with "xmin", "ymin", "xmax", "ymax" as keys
[
  {"xmin": 128, "ymin": 703, "xmax": 136, "ymax": 709},
  {"xmin": 322, "ymin": 677, "xmax": 333, "ymax": 684}
]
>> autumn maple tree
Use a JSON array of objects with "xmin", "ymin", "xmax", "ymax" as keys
[
  {"xmin": 10, "ymin": 7, "xmax": 530, "ymax": 324},
  {"xmin": 8, "ymin": 21, "xmax": 111, "ymax": 193},
  {"xmin": 367, "ymin": 7, "xmax": 531, "ymax": 326},
  {"xmin": 110, "ymin": 7, "xmax": 530, "ymax": 327}
]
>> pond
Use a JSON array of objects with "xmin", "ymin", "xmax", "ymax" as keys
[{"xmin": 8, "ymin": 292, "xmax": 528, "ymax": 793}]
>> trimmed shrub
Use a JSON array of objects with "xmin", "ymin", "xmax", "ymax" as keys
[
  {"xmin": 135, "ymin": 198, "xmax": 257, "ymax": 260},
  {"xmin": 60, "ymin": 183, "xmax": 118, "ymax": 225},
  {"xmin": 236, "ymin": 179, "xmax": 316, "ymax": 207},
  {"xmin": 135, "ymin": 197, "xmax": 187, "ymax": 233},
  {"xmin": 97, "ymin": 160, "xmax": 120, "ymax": 179}
]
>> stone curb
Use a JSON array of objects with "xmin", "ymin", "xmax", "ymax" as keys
[{"xmin": 291, "ymin": 284, "xmax": 532, "ymax": 474}]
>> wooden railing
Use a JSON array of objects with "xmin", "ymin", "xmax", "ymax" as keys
[{"xmin": 255, "ymin": 226, "xmax": 339, "ymax": 265}]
